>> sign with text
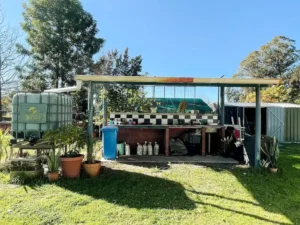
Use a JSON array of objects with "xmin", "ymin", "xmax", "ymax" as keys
[{"xmin": 19, "ymin": 104, "xmax": 47, "ymax": 123}]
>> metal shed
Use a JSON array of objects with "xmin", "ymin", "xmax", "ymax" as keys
[{"xmin": 225, "ymin": 102, "xmax": 300, "ymax": 142}]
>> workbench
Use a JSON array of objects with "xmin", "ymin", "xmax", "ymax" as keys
[
  {"xmin": 11, "ymin": 140, "xmax": 55, "ymax": 157},
  {"xmin": 117, "ymin": 125, "xmax": 225, "ymax": 156}
]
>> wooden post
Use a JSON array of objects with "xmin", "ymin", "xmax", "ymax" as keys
[
  {"xmin": 165, "ymin": 127, "xmax": 169, "ymax": 156},
  {"xmin": 201, "ymin": 127, "xmax": 206, "ymax": 156},
  {"xmin": 221, "ymin": 126, "xmax": 225, "ymax": 139}
]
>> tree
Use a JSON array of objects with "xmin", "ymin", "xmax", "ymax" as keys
[
  {"xmin": 0, "ymin": 9, "xmax": 25, "ymax": 121},
  {"xmin": 17, "ymin": 57, "xmax": 48, "ymax": 92},
  {"xmin": 287, "ymin": 66, "xmax": 300, "ymax": 103},
  {"xmin": 227, "ymin": 36, "xmax": 300, "ymax": 102},
  {"xmin": 93, "ymin": 48, "xmax": 142, "ymax": 76},
  {"xmin": 20, "ymin": 0, "xmax": 104, "ymax": 88},
  {"xmin": 93, "ymin": 48, "xmax": 152, "ymax": 115},
  {"xmin": 243, "ymin": 85, "xmax": 288, "ymax": 103}
]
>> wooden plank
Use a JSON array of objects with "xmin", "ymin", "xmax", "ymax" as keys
[
  {"xmin": 201, "ymin": 128, "xmax": 206, "ymax": 156},
  {"xmin": 165, "ymin": 127, "xmax": 170, "ymax": 156},
  {"xmin": 17, "ymin": 145, "xmax": 53, "ymax": 150}
]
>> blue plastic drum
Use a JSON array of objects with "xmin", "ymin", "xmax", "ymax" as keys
[{"xmin": 101, "ymin": 126, "xmax": 118, "ymax": 160}]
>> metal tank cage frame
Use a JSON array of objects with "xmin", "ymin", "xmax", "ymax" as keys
[{"xmin": 12, "ymin": 91, "xmax": 73, "ymax": 140}]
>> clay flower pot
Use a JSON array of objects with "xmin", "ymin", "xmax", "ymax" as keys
[
  {"xmin": 83, "ymin": 161, "xmax": 101, "ymax": 177},
  {"xmin": 48, "ymin": 172, "xmax": 59, "ymax": 182},
  {"xmin": 60, "ymin": 155, "xmax": 84, "ymax": 178},
  {"xmin": 270, "ymin": 167, "xmax": 278, "ymax": 173}
]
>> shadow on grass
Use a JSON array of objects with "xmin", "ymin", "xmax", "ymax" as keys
[
  {"xmin": 186, "ymin": 190, "xmax": 260, "ymax": 207},
  {"xmin": 54, "ymin": 166, "xmax": 195, "ymax": 210},
  {"xmin": 193, "ymin": 200, "xmax": 292, "ymax": 225},
  {"xmin": 115, "ymin": 162, "xmax": 171, "ymax": 170},
  {"xmin": 230, "ymin": 144, "xmax": 300, "ymax": 224}
]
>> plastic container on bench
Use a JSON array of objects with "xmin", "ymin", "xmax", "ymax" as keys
[{"xmin": 102, "ymin": 126, "xmax": 118, "ymax": 160}]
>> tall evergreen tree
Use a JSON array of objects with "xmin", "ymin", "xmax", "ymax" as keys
[{"xmin": 20, "ymin": 0, "xmax": 104, "ymax": 88}]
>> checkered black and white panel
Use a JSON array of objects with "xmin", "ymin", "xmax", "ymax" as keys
[{"xmin": 110, "ymin": 113, "xmax": 218, "ymax": 125}]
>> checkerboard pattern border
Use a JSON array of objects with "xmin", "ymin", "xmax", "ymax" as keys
[{"xmin": 110, "ymin": 113, "xmax": 218, "ymax": 125}]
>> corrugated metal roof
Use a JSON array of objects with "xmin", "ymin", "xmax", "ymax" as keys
[{"xmin": 225, "ymin": 102, "xmax": 300, "ymax": 108}]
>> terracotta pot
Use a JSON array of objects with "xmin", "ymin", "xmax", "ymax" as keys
[
  {"xmin": 48, "ymin": 172, "xmax": 59, "ymax": 182},
  {"xmin": 60, "ymin": 155, "xmax": 84, "ymax": 178},
  {"xmin": 270, "ymin": 168, "xmax": 278, "ymax": 173},
  {"xmin": 83, "ymin": 161, "xmax": 101, "ymax": 177}
]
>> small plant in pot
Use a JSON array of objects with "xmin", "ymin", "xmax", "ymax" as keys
[
  {"xmin": 43, "ymin": 125, "xmax": 86, "ymax": 178},
  {"xmin": 46, "ymin": 150, "xmax": 60, "ymax": 182},
  {"xmin": 83, "ymin": 140, "xmax": 101, "ymax": 177},
  {"xmin": 260, "ymin": 136, "xmax": 279, "ymax": 173}
]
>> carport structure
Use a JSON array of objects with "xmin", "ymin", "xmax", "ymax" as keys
[{"xmin": 74, "ymin": 75, "xmax": 281, "ymax": 167}]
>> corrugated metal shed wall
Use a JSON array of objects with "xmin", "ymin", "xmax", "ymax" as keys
[
  {"xmin": 284, "ymin": 108, "xmax": 300, "ymax": 142},
  {"xmin": 267, "ymin": 107, "xmax": 285, "ymax": 142}
]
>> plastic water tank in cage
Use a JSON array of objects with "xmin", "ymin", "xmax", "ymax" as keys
[{"xmin": 12, "ymin": 92, "xmax": 73, "ymax": 139}]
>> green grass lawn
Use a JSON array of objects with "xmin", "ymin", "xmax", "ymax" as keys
[{"xmin": 0, "ymin": 144, "xmax": 299, "ymax": 225}]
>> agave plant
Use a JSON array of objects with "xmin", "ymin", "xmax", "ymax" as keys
[
  {"xmin": 260, "ymin": 136, "xmax": 279, "ymax": 169},
  {"xmin": 221, "ymin": 135, "xmax": 234, "ymax": 154},
  {"xmin": 47, "ymin": 151, "xmax": 60, "ymax": 173}
]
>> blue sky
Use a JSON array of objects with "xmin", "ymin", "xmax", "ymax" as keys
[{"xmin": 2, "ymin": 0, "xmax": 300, "ymax": 102}]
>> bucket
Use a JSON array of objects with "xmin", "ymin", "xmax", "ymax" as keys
[{"xmin": 117, "ymin": 142, "xmax": 125, "ymax": 155}]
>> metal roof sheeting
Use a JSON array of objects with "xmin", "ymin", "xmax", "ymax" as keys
[{"xmin": 225, "ymin": 102, "xmax": 300, "ymax": 108}]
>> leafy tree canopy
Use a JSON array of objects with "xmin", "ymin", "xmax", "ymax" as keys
[
  {"xmin": 20, "ymin": 0, "xmax": 104, "ymax": 88},
  {"xmin": 227, "ymin": 36, "xmax": 300, "ymax": 103},
  {"xmin": 93, "ymin": 48, "xmax": 152, "ymax": 115}
]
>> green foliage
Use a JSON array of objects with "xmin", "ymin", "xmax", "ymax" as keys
[
  {"xmin": 43, "ymin": 125, "xmax": 87, "ymax": 156},
  {"xmin": 0, "ymin": 129, "xmax": 12, "ymax": 161},
  {"xmin": 286, "ymin": 66, "xmax": 300, "ymax": 103},
  {"xmin": 20, "ymin": 0, "xmax": 104, "ymax": 88},
  {"xmin": 227, "ymin": 36, "xmax": 300, "ymax": 103},
  {"xmin": 260, "ymin": 136, "xmax": 280, "ymax": 168},
  {"xmin": 243, "ymin": 85, "xmax": 288, "ymax": 103},
  {"xmin": 93, "ymin": 48, "xmax": 152, "ymax": 116},
  {"xmin": 239, "ymin": 36, "xmax": 300, "ymax": 79},
  {"xmin": 72, "ymin": 87, "xmax": 88, "ymax": 116},
  {"xmin": 93, "ymin": 48, "xmax": 142, "ymax": 76},
  {"xmin": 101, "ymin": 86, "xmax": 153, "ymax": 115},
  {"xmin": 17, "ymin": 59, "xmax": 49, "ymax": 92},
  {"xmin": 46, "ymin": 151, "xmax": 60, "ymax": 173}
]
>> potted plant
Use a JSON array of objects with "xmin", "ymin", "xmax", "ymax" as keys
[
  {"xmin": 43, "ymin": 125, "xmax": 86, "ymax": 178},
  {"xmin": 83, "ymin": 140, "xmax": 101, "ymax": 177},
  {"xmin": 46, "ymin": 150, "xmax": 60, "ymax": 182},
  {"xmin": 260, "ymin": 136, "xmax": 279, "ymax": 173}
]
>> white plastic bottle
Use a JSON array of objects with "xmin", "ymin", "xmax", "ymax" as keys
[
  {"xmin": 143, "ymin": 141, "xmax": 148, "ymax": 155},
  {"xmin": 137, "ymin": 143, "xmax": 143, "ymax": 156},
  {"xmin": 125, "ymin": 142, "xmax": 131, "ymax": 156},
  {"xmin": 154, "ymin": 142, "xmax": 159, "ymax": 155},
  {"xmin": 148, "ymin": 142, "xmax": 153, "ymax": 155}
]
